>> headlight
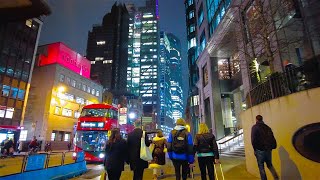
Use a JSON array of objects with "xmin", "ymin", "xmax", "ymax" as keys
[
  {"xmin": 99, "ymin": 153, "xmax": 105, "ymax": 159},
  {"xmin": 73, "ymin": 152, "xmax": 77, "ymax": 157}
]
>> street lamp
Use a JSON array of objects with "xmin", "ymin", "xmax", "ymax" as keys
[
  {"xmin": 129, "ymin": 112, "xmax": 136, "ymax": 119},
  {"xmin": 57, "ymin": 86, "xmax": 65, "ymax": 92}
]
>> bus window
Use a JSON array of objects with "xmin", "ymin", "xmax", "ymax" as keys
[{"xmin": 81, "ymin": 108, "xmax": 109, "ymax": 117}]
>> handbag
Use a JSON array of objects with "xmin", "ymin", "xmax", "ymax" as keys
[{"xmin": 140, "ymin": 131, "xmax": 153, "ymax": 161}]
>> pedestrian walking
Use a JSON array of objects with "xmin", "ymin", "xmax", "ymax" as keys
[
  {"xmin": 149, "ymin": 129, "xmax": 167, "ymax": 180},
  {"xmin": 104, "ymin": 128, "xmax": 128, "ymax": 180},
  {"xmin": 127, "ymin": 127, "xmax": 150, "ymax": 180},
  {"xmin": 251, "ymin": 115, "xmax": 279, "ymax": 180},
  {"xmin": 67, "ymin": 141, "xmax": 72, "ymax": 151},
  {"xmin": 167, "ymin": 118, "xmax": 194, "ymax": 180},
  {"xmin": 194, "ymin": 123, "xmax": 220, "ymax": 180}
]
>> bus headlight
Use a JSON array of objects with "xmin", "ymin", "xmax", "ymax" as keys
[
  {"xmin": 99, "ymin": 153, "xmax": 105, "ymax": 159},
  {"xmin": 73, "ymin": 152, "xmax": 77, "ymax": 157}
]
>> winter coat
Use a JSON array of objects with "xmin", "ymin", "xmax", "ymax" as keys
[
  {"xmin": 104, "ymin": 139, "xmax": 128, "ymax": 171},
  {"xmin": 167, "ymin": 125, "xmax": 195, "ymax": 164},
  {"xmin": 127, "ymin": 128, "xmax": 150, "ymax": 170},
  {"xmin": 194, "ymin": 133, "xmax": 219, "ymax": 159},
  {"xmin": 150, "ymin": 137, "xmax": 167, "ymax": 166}
]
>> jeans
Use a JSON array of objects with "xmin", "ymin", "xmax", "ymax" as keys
[
  {"xmin": 255, "ymin": 150, "xmax": 279, "ymax": 180},
  {"xmin": 172, "ymin": 159, "xmax": 189, "ymax": 180},
  {"xmin": 107, "ymin": 169, "xmax": 122, "ymax": 180},
  {"xmin": 198, "ymin": 157, "xmax": 215, "ymax": 180}
]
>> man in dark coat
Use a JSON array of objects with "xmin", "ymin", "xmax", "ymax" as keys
[
  {"xmin": 251, "ymin": 115, "xmax": 279, "ymax": 180},
  {"xmin": 127, "ymin": 128, "xmax": 150, "ymax": 180}
]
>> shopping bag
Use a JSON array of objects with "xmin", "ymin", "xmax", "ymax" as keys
[
  {"xmin": 100, "ymin": 170, "xmax": 109, "ymax": 180},
  {"xmin": 140, "ymin": 131, "xmax": 153, "ymax": 161},
  {"xmin": 214, "ymin": 163, "xmax": 225, "ymax": 180},
  {"xmin": 149, "ymin": 143, "xmax": 155, "ymax": 153}
]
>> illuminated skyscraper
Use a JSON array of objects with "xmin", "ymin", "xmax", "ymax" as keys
[
  {"xmin": 127, "ymin": 0, "xmax": 159, "ymax": 117},
  {"xmin": 87, "ymin": 3, "xmax": 129, "ymax": 92}
]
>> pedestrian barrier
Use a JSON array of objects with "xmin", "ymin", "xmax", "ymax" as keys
[{"xmin": 0, "ymin": 151, "xmax": 87, "ymax": 179}]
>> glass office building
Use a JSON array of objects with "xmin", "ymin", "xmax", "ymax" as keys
[{"xmin": 127, "ymin": 0, "xmax": 160, "ymax": 116}]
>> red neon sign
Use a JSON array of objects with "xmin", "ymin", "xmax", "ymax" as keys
[{"xmin": 38, "ymin": 42, "xmax": 91, "ymax": 78}]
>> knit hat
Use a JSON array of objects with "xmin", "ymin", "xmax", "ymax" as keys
[{"xmin": 176, "ymin": 118, "xmax": 186, "ymax": 126}]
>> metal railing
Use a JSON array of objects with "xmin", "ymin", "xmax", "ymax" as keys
[
  {"xmin": 218, "ymin": 132, "xmax": 244, "ymax": 154},
  {"xmin": 0, "ymin": 151, "xmax": 84, "ymax": 177},
  {"xmin": 248, "ymin": 63, "xmax": 320, "ymax": 107}
]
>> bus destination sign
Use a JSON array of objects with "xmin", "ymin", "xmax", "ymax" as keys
[{"xmin": 80, "ymin": 122, "xmax": 104, "ymax": 128}]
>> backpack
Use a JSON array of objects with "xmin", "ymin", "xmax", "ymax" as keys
[
  {"xmin": 259, "ymin": 123, "xmax": 277, "ymax": 150},
  {"xmin": 172, "ymin": 129, "xmax": 188, "ymax": 154}
]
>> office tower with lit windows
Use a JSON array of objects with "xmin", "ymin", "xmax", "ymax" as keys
[
  {"xmin": 159, "ymin": 31, "xmax": 173, "ymax": 133},
  {"xmin": 166, "ymin": 33, "xmax": 184, "ymax": 122},
  {"xmin": 184, "ymin": 0, "xmax": 199, "ymax": 135},
  {"xmin": 86, "ymin": 3, "xmax": 129, "ymax": 92},
  {"xmin": 127, "ymin": 0, "xmax": 160, "ymax": 117},
  {"xmin": 0, "ymin": 1, "xmax": 50, "ymax": 143}
]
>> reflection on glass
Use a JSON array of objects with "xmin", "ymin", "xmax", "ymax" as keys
[{"xmin": 75, "ymin": 131, "xmax": 108, "ymax": 152}]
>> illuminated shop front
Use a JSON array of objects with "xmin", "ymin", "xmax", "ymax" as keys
[{"xmin": 23, "ymin": 42, "xmax": 103, "ymax": 150}]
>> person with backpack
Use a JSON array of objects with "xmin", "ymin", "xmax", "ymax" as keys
[
  {"xmin": 149, "ymin": 130, "xmax": 167, "ymax": 180},
  {"xmin": 167, "ymin": 118, "xmax": 194, "ymax": 180},
  {"xmin": 251, "ymin": 115, "xmax": 279, "ymax": 180},
  {"xmin": 194, "ymin": 123, "xmax": 220, "ymax": 180}
]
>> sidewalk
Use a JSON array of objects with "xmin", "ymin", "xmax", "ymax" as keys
[{"xmin": 73, "ymin": 156, "xmax": 259, "ymax": 180}]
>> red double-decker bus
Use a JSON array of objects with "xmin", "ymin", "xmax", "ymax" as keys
[{"xmin": 74, "ymin": 104, "xmax": 118, "ymax": 162}]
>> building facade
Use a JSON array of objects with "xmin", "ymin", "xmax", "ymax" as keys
[
  {"xmin": 0, "ymin": 18, "xmax": 45, "ymax": 144},
  {"xmin": 86, "ymin": 2, "xmax": 129, "ymax": 92},
  {"xmin": 184, "ymin": 0, "xmax": 200, "ymax": 135},
  {"xmin": 159, "ymin": 31, "xmax": 173, "ymax": 131},
  {"xmin": 126, "ymin": 0, "xmax": 160, "ymax": 119},
  {"xmin": 166, "ymin": 33, "xmax": 184, "ymax": 122},
  {"xmin": 24, "ymin": 42, "xmax": 102, "ymax": 150},
  {"xmin": 194, "ymin": 0, "xmax": 320, "ymax": 139}
]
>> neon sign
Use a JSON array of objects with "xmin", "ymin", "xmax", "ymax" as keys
[{"xmin": 38, "ymin": 42, "xmax": 91, "ymax": 78}]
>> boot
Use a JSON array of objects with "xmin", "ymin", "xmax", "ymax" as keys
[{"xmin": 153, "ymin": 174, "xmax": 158, "ymax": 180}]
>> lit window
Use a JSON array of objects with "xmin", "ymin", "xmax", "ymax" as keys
[
  {"xmin": 74, "ymin": 111, "xmax": 80, "ymax": 118},
  {"xmin": 2, "ymin": 85, "xmax": 10, "ymax": 97},
  {"xmin": 64, "ymin": 133, "xmax": 70, "ymax": 141},
  {"xmin": 71, "ymin": 79, "xmax": 76, "ymax": 87},
  {"xmin": 91, "ymin": 61, "xmax": 95, "ymax": 64},
  {"xmin": 96, "ymin": 90, "xmax": 100, "ymax": 97},
  {"xmin": 66, "ymin": 77, "xmax": 71, "ymax": 85},
  {"xmin": 55, "ymin": 106, "xmax": 61, "ymax": 115},
  {"xmin": 59, "ymin": 74, "xmax": 65, "ymax": 82},
  {"xmin": 189, "ymin": 24, "xmax": 195, "ymax": 33},
  {"xmin": 92, "ymin": 89, "xmax": 95, "ymax": 95},
  {"xmin": 25, "ymin": 19, "xmax": 32, "ymax": 28},
  {"xmin": 17, "ymin": 89, "xmax": 25, "ymax": 99},
  {"xmin": 103, "ymin": 60, "xmax": 113, "ymax": 64},
  {"xmin": 76, "ymin": 97, "xmax": 85, "ymax": 105},
  {"xmin": 95, "ymin": 57, "xmax": 104, "ymax": 61},
  {"xmin": 96, "ymin": 41, "xmax": 106, "ymax": 45},
  {"xmin": 62, "ymin": 108, "xmax": 72, "ymax": 117},
  {"xmin": 188, "ymin": 37, "xmax": 197, "ymax": 49},
  {"xmin": 189, "ymin": 11, "xmax": 195, "ymax": 19},
  {"xmin": 87, "ymin": 86, "xmax": 91, "ymax": 93},
  {"xmin": 51, "ymin": 133, "xmax": 56, "ymax": 141},
  {"xmin": 82, "ymin": 84, "xmax": 86, "ymax": 91},
  {"xmin": 19, "ymin": 130, "xmax": 28, "ymax": 141},
  {"xmin": 0, "ymin": 107, "xmax": 14, "ymax": 119}
]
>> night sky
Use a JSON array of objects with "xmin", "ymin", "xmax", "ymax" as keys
[{"xmin": 39, "ymin": 0, "xmax": 189, "ymax": 107}]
